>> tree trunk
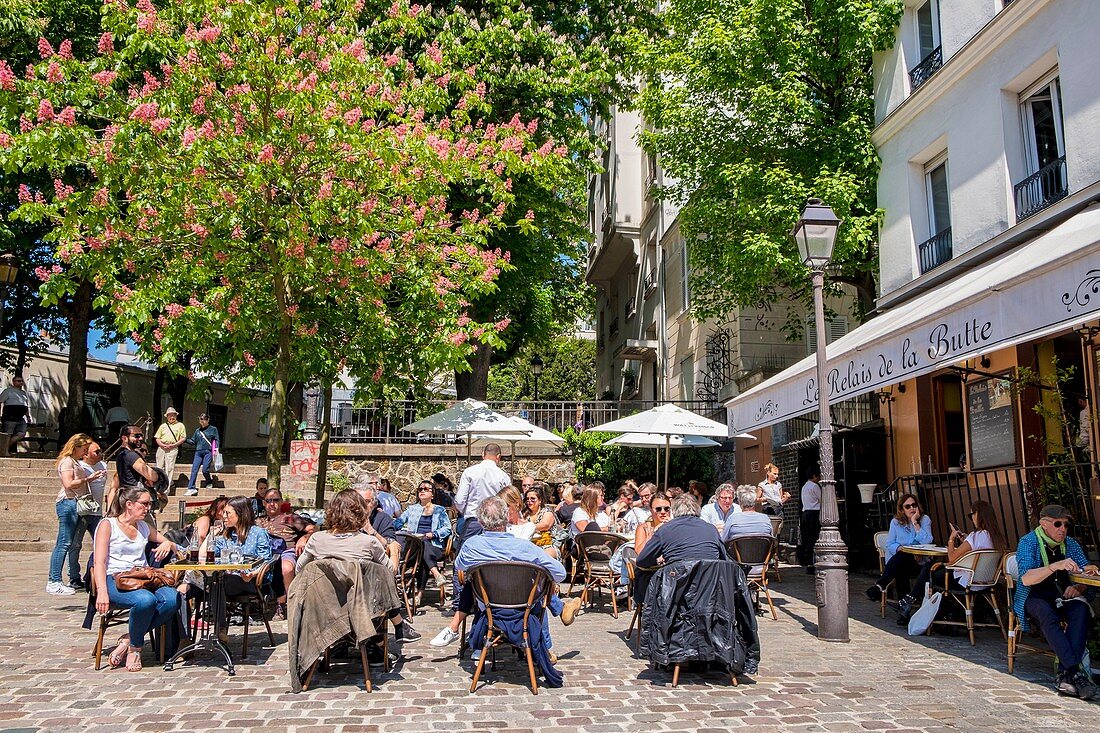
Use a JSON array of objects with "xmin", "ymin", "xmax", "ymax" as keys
[
  {"xmin": 455, "ymin": 342, "xmax": 493, "ymax": 400},
  {"xmin": 315, "ymin": 382, "xmax": 332, "ymax": 509},
  {"xmin": 59, "ymin": 280, "xmax": 93, "ymax": 443},
  {"xmin": 284, "ymin": 381, "xmax": 303, "ymax": 457},
  {"xmin": 266, "ymin": 323, "xmax": 292, "ymax": 490}
]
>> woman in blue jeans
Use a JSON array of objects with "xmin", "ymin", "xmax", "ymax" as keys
[
  {"xmin": 185, "ymin": 414, "xmax": 220, "ymax": 496},
  {"xmin": 93, "ymin": 486, "xmax": 185, "ymax": 672},
  {"xmin": 48, "ymin": 434, "xmax": 106, "ymax": 595}
]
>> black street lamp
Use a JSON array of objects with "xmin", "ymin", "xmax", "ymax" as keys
[
  {"xmin": 0, "ymin": 253, "xmax": 19, "ymax": 336},
  {"xmin": 791, "ymin": 198, "xmax": 848, "ymax": 643},
  {"xmin": 530, "ymin": 354, "xmax": 544, "ymax": 402}
]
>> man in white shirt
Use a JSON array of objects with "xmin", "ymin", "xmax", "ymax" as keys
[
  {"xmin": 0, "ymin": 374, "xmax": 32, "ymax": 457},
  {"xmin": 621, "ymin": 482, "xmax": 656, "ymax": 533},
  {"xmin": 700, "ymin": 483, "xmax": 742, "ymax": 533},
  {"xmin": 153, "ymin": 407, "xmax": 187, "ymax": 491},
  {"xmin": 799, "ymin": 469, "xmax": 822, "ymax": 574},
  {"xmin": 450, "ymin": 443, "xmax": 511, "ymax": 611}
]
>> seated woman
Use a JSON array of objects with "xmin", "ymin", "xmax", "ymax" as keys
[
  {"xmin": 570, "ymin": 485, "xmax": 610, "ymax": 537},
  {"xmin": 190, "ymin": 496, "xmax": 229, "ymax": 548},
  {"xmin": 500, "ymin": 485, "xmax": 536, "ymax": 541},
  {"xmin": 866, "ymin": 493, "xmax": 933, "ymax": 604},
  {"xmin": 606, "ymin": 484, "xmax": 636, "ymax": 531},
  {"xmin": 255, "ymin": 487, "xmax": 316, "ymax": 621},
  {"xmin": 394, "ymin": 479, "xmax": 452, "ymax": 590},
  {"xmin": 92, "ymin": 486, "xmax": 186, "ymax": 672},
  {"xmin": 896, "ymin": 499, "xmax": 1007, "ymax": 624},
  {"xmin": 613, "ymin": 491, "xmax": 671, "ymax": 598},
  {"xmin": 523, "ymin": 484, "xmax": 561, "ymax": 559},
  {"xmin": 211, "ymin": 496, "xmax": 273, "ymax": 602},
  {"xmin": 296, "ymin": 490, "xmax": 420, "ymax": 643}
]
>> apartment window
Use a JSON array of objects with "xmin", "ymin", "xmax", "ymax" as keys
[
  {"xmin": 909, "ymin": 1, "xmax": 942, "ymax": 90},
  {"xmin": 806, "ymin": 316, "xmax": 848, "ymax": 354},
  {"xmin": 918, "ymin": 158, "xmax": 952, "ymax": 274},
  {"xmin": 1015, "ymin": 76, "xmax": 1067, "ymax": 221},
  {"xmin": 679, "ymin": 354, "xmax": 694, "ymax": 401},
  {"xmin": 665, "ymin": 240, "xmax": 690, "ymax": 315}
]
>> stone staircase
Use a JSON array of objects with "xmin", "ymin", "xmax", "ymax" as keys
[{"xmin": 0, "ymin": 457, "xmax": 272, "ymax": 552}]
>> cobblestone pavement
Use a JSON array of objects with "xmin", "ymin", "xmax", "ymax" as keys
[{"xmin": 0, "ymin": 552, "xmax": 1095, "ymax": 732}]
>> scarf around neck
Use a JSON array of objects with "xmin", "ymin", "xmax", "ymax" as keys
[{"xmin": 1034, "ymin": 526, "xmax": 1066, "ymax": 567}]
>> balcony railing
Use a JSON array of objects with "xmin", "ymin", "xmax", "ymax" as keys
[
  {"xmin": 328, "ymin": 399, "xmax": 726, "ymax": 443},
  {"xmin": 917, "ymin": 227, "xmax": 952, "ymax": 274},
  {"xmin": 609, "ymin": 317, "xmax": 619, "ymax": 337},
  {"xmin": 625, "ymin": 295, "xmax": 637, "ymax": 320},
  {"xmin": 908, "ymin": 46, "xmax": 942, "ymax": 90},
  {"xmin": 643, "ymin": 271, "xmax": 657, "ymax": 298},
  {"xmin": 1014, "ymin": 155, "xmax": 1068, "ymax": 222}
]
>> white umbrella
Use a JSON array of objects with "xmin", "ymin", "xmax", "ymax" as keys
[
  {"xmin": 589, "ymin": 404, "xmax": 730, "ymax": 488},
  {"xmin": 469, "ymin": 416, "xmax": 565, "ymax": 472},
  {"xmin": 603, "ymin": 433, "xmax": 721, "ymax": 485},
  {"xmin": 403, "ymin": 398, "xmax": 531, "ymax": 462}
]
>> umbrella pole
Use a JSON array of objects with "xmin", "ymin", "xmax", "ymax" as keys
[
  {"xmin": 511, "ymin": 439, "xmax": 517, "ymax": 475},
  {"xmin": 663, "ymin": 435, "xmax": 671, "ymax": 489},
  {"xmin": 654, "ymin": 448, "xmax": 660, "ymax": 485}
]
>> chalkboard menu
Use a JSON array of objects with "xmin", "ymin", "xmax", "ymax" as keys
[{"xmin": 966, "ymin": 374, "xmax": 1018, "ymax": 469}]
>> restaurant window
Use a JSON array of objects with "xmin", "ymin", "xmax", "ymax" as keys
[{"xmin": 933, "ymin": 374, "xmax": 966, "ymax": 472}]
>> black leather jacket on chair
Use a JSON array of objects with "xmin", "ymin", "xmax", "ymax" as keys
[{"xmin": 639, "ymin": 559, "xmax": 760, "ymax": 675}]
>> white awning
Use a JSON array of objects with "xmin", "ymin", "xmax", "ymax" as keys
[{"xmin": 728, "ymin": 206, "xmax": 1100, "ymax": 432}]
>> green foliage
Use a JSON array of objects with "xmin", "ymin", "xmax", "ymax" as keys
[
  {"xmin": 328, "ymin": 471, "xmax": 351, "ymax": 494},
  {"xmin": 486, "ymin": 335, "xmax": 596, "ymax": 402},
  {"xmin": 560, "ymin": 427, "xmax": 714, "ymax": 491},
  {"xmin": 629, "ymin": 0, "xmax": 903, "ymax": 327}
]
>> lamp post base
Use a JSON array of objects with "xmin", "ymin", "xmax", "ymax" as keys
[{"xmin": 814, "ymin": 527, "xmax": 850, "ymax": 642}]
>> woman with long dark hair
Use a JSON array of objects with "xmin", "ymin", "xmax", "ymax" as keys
[
  {"xmin": 212, "ymin": 496, "xmax": 272, "ymax": 597},
  {"xmin": 866, "ymin": 492, "xmax": 933, "ymax": 603}
]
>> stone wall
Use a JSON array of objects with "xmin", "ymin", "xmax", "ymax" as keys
[{"xmin": 281, "ymin": 443, "xmax": 575, "ymax": 506}]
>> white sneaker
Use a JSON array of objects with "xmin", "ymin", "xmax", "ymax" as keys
[
  {"xmin": 429, "ymin": 627, "xmax": 460, "ymax": 647},
  {"xmin": 185, "ymin": 488, "xmax": 199, "ymax": 496},
  {"xmin": 46, "ymin": 581, "xmax": 76, "ymax": 596},
  {"xmin": 471, "ymin": 648, "xmax": 482, "ymax": 662}
]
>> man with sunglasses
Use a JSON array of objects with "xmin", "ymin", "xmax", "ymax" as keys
[
  {"xmin": 1014, "ymin": 505, "xmax": 1098, "ymax": 699},
  {"xmin": 107, "ymin": 425, "xmax": 160, "ymax": 512}
]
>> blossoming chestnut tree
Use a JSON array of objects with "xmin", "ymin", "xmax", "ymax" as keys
[{"xmin": 0, "ymin": 0, "xmax": 563, "ymax": 483}]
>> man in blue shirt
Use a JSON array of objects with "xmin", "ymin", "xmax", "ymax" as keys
[{"xmin": 429, "ymin": 495, "xmax": 580, "ymax": 650}]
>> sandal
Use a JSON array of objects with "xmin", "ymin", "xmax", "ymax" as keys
[
  {"xmin": 107, "ymin": 635, "xmax": 129, "ymax": 668},
  {"xmin": 126, "ymin": 646, "xmax": 143, "ymax": 672}
]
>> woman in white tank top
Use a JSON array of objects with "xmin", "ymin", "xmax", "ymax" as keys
[{"xmin": 93, "ymin": 486, "xmax": 186, "ymax": 672}]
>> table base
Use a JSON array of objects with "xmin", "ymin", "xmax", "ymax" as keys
[{"xmin": 164, "ymin": 568, "xmax": 236, "ymax": 676}]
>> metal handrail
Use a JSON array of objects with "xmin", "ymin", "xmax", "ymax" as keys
[
  {"xmin": 909, "ymin": 46, "xmax": 943, "ymax": 90},
  {"xmin": 1013, "ymin": 155, "xmax": 1068, "ymax": 222},
  {"xmin": 917, "ymin": 227, "xmax": 952, "ymax": 274}
]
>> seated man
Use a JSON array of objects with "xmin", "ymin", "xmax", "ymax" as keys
[
  {"xmin": 1014, "ymin": 504, "xmax": 1097, "ymax": 700},
  {"xmin": 429, "ymin": 496, "xmax": 580, "ymax": 654},
  {"xmin": 635, "ymin": 495, "xmax": 728, "ymax": 603},
  {"xmin": 699, "ymin": 483, "xmax": 741, "ymax": 533},
  {"xmin": 354, "ymin": 483, "xmax": 401, "ymax": 569},
  {"xmin": 721, "ymin": 485, "xmax": 774, "ymax": 542}
]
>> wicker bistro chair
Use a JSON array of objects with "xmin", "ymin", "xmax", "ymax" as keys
[
  {"xmin": 927, "ymin": 549, "xmax": 1007, "ymax": 645},
  {"xmin": 622, "ymin": 546, "xmax": 642, "ymax": 653},
  {"xmin": 441, "ymin": 507, "xmax": 460, "ymax": 569},
  {"xmin": 873, "ymin": 531, "xmax": 896, "ymax": 618},
  {"xmin": 571, "ymin": 532, "xmax": 630, "ymax": 618},
  {"xmin": 89, "ymin": 587, "xmax": 168, "ymax": 670},
  {"xmin": 299, "ymin": 621, "xmax": 391, "ymax": 693},
  {"xmin": 1004, "ymin": 552, "xmax": 1063, "ymax": 673},
  {"xmin": 223, "ymin": 558, "xmax": 277, "ymax": 660},
  {"xmin": 725, "ymin": 534, "xmax": 779, "ymax": 620},
  {"xmin": 395, "ymin": 532, "xmax": 425, "ymax": 618},
  {"xmin": 466, "ymin": 561, "xmax": 556, "ymax": 695}
]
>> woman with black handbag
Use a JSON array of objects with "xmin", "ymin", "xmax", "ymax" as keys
[{"xmin": 92, "ymin": 486, "xmax": 186, "ymax": 672}]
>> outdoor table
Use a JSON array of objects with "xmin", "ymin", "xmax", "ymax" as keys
[
  {"xmin": 899, "ymin": 544, "xmax": 949, "ymax": 558},
  {"xmin": 162, "ymin": 562, "xmax": 252, "ymax": 676},
  {"xmin": 1069, "ymin": 571, "xmax": 1100, "ymax": 588}
]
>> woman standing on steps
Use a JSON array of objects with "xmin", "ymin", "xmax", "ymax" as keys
[
  {"xmin": 47, "ymin": 434, "xmax": 106, "ymax": 596},
  {"xmin": 184, "ymin": 414, "xmax": 220, "ymax": 496}
]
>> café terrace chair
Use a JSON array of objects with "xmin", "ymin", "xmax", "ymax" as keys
[
  {"xmin": 621, "ymin": 546, "xmax": 643, "ymax": 654},
  {"xmin": 928, "ymin": 549, "xmax": 1006, "ymax": 645},
  {"xmin": 89, "ymin": 587, "xmax": 168, "ymax": 670},
  {"xmin": 873, "ymin": 531, "xmax": 895, "ymax": 618},
  {"xmin": 572, "ymin": 531, "xmax": 629, "ymax": 618},
  {"xmin": 223, "ymin": 557, "xmax": 277, "ymax": 660},
  {"xmin": 1004, "ymin": 552, "xmax": 1060, "ymax": 674},
  {"xmin": 395, "ymin": 532, "xmax": 426, "ymax": 618},
  {"xmin": 299, "ymin": 620, "xmax": 391, "ymax": 693},
  {"xmin": 466, "ymin": 561, "xmax": 555, "ymax": 695},
  {"xmin": 725, "ymin": 534, "xmax": 779, "ymax": 620}
]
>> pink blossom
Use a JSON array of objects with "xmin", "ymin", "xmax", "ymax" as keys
[
  {"xmin": 136, "ymin": 0, "xmax": 158, "ymax": 33},
  {"xmin": 196, "ymin": 24, "xmax": 221, "ymax": 43},
  {"xmin": 17, "ymin": 185, "xmax": 32, "ymax": 204},
  {"xmin": 0, "ymin": 132, "xmax": 12, "ymax": 149},
  {"xmin": 0, "ymin": 61, "xmax": 16, "ymax": 90},
  {"xmin": 494, "ymin": 318, "xmax": 511, "ymax": 332},
  {"xmin": 331, "ymin": 237, "xmax": 348, "ymax": 253},
  {"xmin": 150, "ymin": 117, "xmax": 171, "ymax": 134},
  {"xmin": 36, "ymin": 98, "xmax": 54, "ymax": 122},
  {"xmin": 218, "ymin": 53, "xmax": 235, "ymax": 69},
  {"xmin": 153, "ymin": 328, "xmax": 164, "ymax": 340},
  {"xmin": 318, "ymin": 180, "xmax": 333, "ymax": 200},
  {"xmin": 46, "ymin": 62, "xmax": 63, "ymax": 83},
  {"xmin": 97, "ymin": 32, "xmax": 114, "ymax": 55},
  {"xmin": 191, "ymin": 96, "xmax": 206, "ymax": 115},
  {"xmin": 258, "ymin": 144, "xmax": 274, "ymax": 163},
  {"xmin": 130, "ymin": 102, "xmax": 159, "ymax": 122},
  {"xmin": 165, "ymin": 303, "xmax": 184, "ymax": 318},
  {"xmin": 449, "ymin": 332, "xmax": 468, "ymax": 345},
  {"xmin": 426, "ymin": 43, "xmax": 443, "ymax": 64},
  {"xmin": 91, "ymin": 70, "xmax": 117, "ymax": 86},
  {"xmin": 243, "ymin": 352, "xmax": 257, "ymax": 367},
  {"xmin": 131, "ymin": 331, "xmax": 143, "ymax": 344},
  {"xmin": 344, "ymin": 38, "xmax": 366, "ymax": 61},
  {"xmin": 38, "ymin": 38, "xmax": 54, "ymax": 59},
  {"xmin": 181, "ymin": 126, "xmax": 197, "ymax": 147},
  {"xmin": 56, "ymin": 107, "xmax": 76, "ymax": 126},
  {"xmin": 343, "ymin": 107, "xmax": 362, "ymax": 125},
  {"xmin": 58, "ymin": 39, "xmax": 73, "ymax": 59},
  {"xmin": 199, "ymin": 120, "xmax": 216, "ymax": 139}
]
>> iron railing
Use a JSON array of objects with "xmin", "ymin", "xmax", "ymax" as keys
[
  {"xmin": 917, "ymin": 227, "xmax": 952, "ymax": 274},
  {"xmin": 643, "ymin": 271, "xmax": 657, "ymax": 298},
  {"xmin": 1014, "ymin": 155, "xmax": 1067, "ymax": 222},
  {"xmin": 609, "ymin": 317, "xmax": 619, "ymax": 337},
  {"xmin": 871, "ymin": 462, "xmax": 1099, "ymax": 553},
  {"xmin": 329, "ymin": 399, "xmax": 726, "ymax": 443},
  {"xmin": 909, "ymin": 46, "xmax": 943, "ymax": 90},
  {"xmin": 625, "ymin": 295, "xmax": 637, "ymax": 320}
]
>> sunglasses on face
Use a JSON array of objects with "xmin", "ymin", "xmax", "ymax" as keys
[
  {"xmin": 132, "ymin": 500, "xmax": 153, "ymax": 508},
  {"xmin": 418, "ymin": 486, "xmax": 433, "ymax": 492},
  {"xmin": 131, "ymin": 434, "xmax": 144, "ymax": 440},
  {"xmin": 653, "ymin": 506, "xmax": 671, "ymax": 513},
  {"xmin": 903, "ymin": 502, "xmax": 918, "ymax": 509},
  {"xmin": 263, "ymin": 498, "xmax": 281, "ymax": 504},
  {"xmin": 1046, "ymin": 519, "xmax": 1072, "ymax": 529}
]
